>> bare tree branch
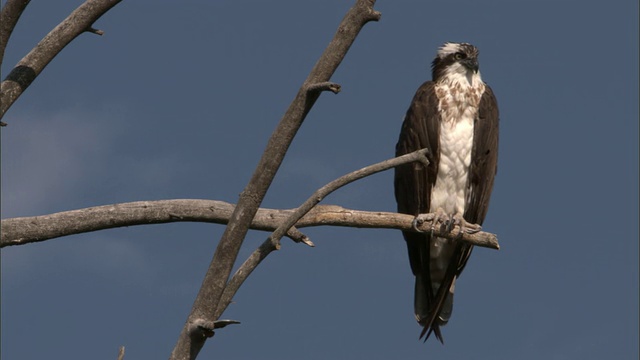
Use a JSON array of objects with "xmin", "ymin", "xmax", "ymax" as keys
[
  {"xmin": 0, "ymin": 0, "xmax": 122, "ymax": 122},
  {"xmin": 0, "ymin": 201, "xmax": 498, "ymax": 250},
  {"xmin": 0, "ymin": 0, "xmax": 31, "ymax": 71},
  {"xmin": 270, "ymin": 150, "xmax": 431, "ymax": 249},
  {"xmin": 116, "ymin": 346, "xmax": 125, "ymax": 360},
  {"xmin": 0, "ymin": 0, "xmax": 505, "ymax": 358},
  {"xmin": 170, "ymin": 2, "xmax": 381, "ymax": 359},
  {"xmin": 0, "ymin": 150, "xmax": 496, "ymax": 250},
  {"xmin": 213, "ymin": 148, "xmax": 498, "ymax": 319},
  {"xmin": 0, "ymin": 147, "xmax": 499, "ymax": 340}
]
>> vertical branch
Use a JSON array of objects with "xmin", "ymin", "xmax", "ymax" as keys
[
  {"xmin": 0, "ymin": 0, "xmax": 122, "ymax": 122},
  {"xmin": 170, "ymin": 1, "xmax": 381, "ymax": 359}
]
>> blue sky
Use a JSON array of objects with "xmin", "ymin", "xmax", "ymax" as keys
[{"xmin": 1, "ymin": 1, "xmax": 638, "ymax": 359}]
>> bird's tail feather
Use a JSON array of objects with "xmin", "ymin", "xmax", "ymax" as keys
[{"xmin": 416, "ymin": 241, "xmax": 466, "ymax": 343}]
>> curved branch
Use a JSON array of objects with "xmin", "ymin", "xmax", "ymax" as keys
[
  {"xmin": 213, "ymin": 147, "xmax": 497, "ymax": 318},
  {"xmin": 171, "ymin": 2, "xmax": 381, "ymax": 359},
  {"xmin": 0, "ymin": 0, "xmax": 122, "ymax": 121}
]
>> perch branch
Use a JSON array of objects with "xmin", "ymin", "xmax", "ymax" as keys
[
  {"xmin": 1, "ymin": 201, "xmax": 498, "ymax": 250},
  {"xmin": 0, "ymin": 0, "xmax": 122, "ymax": 121}
]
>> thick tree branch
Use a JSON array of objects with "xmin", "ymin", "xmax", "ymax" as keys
[
  {"xmin": 1, "ymin": 149, "xmax": 499, "ymax": 341},
  {"xmin": 0, "ymin": 150, "xmax": 493, "ymax": 251},
  {"xmin": 0, "ymin": 201, "xmax": 498, "ymax": 250},
  {"xmin": 1, "ymin": 148, "xmax": 499, "ymax": 330},
  {"xmin": 0, "ymin": 0, "xmax": 122, "ymax": 122},
  {"xmin": 0, "ymin": 0, "xmax": 31, "ymax": 72},
  {"xmin": 170, "ymin": 2, "xmax": 380, "ymax": 359}
]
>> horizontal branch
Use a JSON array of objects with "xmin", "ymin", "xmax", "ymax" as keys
[{"xmin": 1, "ymin": 200, "xmax": 499, "ymax": 250}]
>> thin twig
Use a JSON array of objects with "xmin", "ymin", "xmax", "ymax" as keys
[
  {"xmin": 86, "ymin": 27, "xmax": 104, "ymax": 35},
  {"xmin": 306, "ymin": 81, "xmax": 341, "ymax": 94}
]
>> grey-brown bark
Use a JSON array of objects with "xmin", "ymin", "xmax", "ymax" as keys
[
  {"xmin": 0, "ymin": 0, "xmax": 31, "ymax": 72},
  {"xmin": 0, "ymin": 201, "xmax": 499, "ymax": 250},
  {"xmin": 0, "ymin": 147, "xmax": 499, "ymax": 339},
  {"xmin": 213, "ymin": 148, "xmax": 498, "ymax": 320},
  {"xmin": 171, "ymin": 3, "xmax": 382, "ymax": 358},
  {"xmin": 0, "ymin": 1, "xmax": 503, "ymax": 359},
  {"xmin": 0, "ymin": 0, "xmax": 122, "ymax": 122}
]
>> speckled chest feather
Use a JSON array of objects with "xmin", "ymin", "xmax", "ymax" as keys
[{"xmin": 430, "ymin": 77, "xmax": 485, "ymax": 215}]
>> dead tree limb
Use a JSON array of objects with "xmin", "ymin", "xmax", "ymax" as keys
[
  {"xmin": 0, "ymin": 201, "xmax": 498, "ymax": 250},
  {"xmin": 0, "ymin": 150, "xmax": 497, "ymax": 251},
  {"xmin": 213, "ymin": 148, "xmax": 498, "ymax": 319},
  {"xmin": 0, "ymin": 0, "xmax": 31, "ymax": 71},
  {"xmin": 170, "ymin": 2, "xmax": 380, "ymax": 358},
  {"xmin": 116, "ymin": 346, "xmax": 125, "ymax": 360},
  {"xmin": 0, "ymin": 0, "xmax": 122, "ymax": 122}
]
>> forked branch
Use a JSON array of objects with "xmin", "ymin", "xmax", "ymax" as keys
[
  {"xmin": 170, "ymin": 1, "xmax": 381, "ymax": 359},
  {"xmin": 213, "ymin": 149, "xmax": 498, "ymax": 318}
]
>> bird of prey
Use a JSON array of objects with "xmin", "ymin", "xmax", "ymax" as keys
[{"xmin": 394, "ymin": 42, "xmax": 499, "ymax": 342}]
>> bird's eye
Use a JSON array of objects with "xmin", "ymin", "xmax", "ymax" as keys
[{"xmin": 454, "ymin": 52, "xmax": 466, "ymax": 60}]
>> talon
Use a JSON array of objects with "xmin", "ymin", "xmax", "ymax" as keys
[
  {"xmin": 452, "ymin": 214, "xmax": 482, "ymax": 234},
  {"xmin": 445, "ymin": 214, "xmax": 455, "ymax": 233},
  {"xmin": 412, "ymin": 213, "xmax": 433, "ymax": 233},
  {"xmin": 412, "ymin": 217, "xmax": 424, "ymax": 233},
  {"xmin": 430, "ymin": 208, "xmax": 449, "ymax": 235},
  {"xmin": 465, "ymin": 224, "xmax": 482, "ymax": 234}
]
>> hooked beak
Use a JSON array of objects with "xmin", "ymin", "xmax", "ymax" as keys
[{"xmin": 462, "ymin": 58, "xmax": 479, "ymax": 73}]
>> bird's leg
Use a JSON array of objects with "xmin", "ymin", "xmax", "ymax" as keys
[{"xmin": 451, "ymin": 213, "xmax": 482, "ymax": 235}]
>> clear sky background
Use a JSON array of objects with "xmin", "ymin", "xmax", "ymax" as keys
[{"xmin": 1, "ymin": 1, "xmax": 638, "ymax": 359}]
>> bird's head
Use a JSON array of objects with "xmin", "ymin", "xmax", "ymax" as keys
[{"xmin": 431, "ymin": 42, "xmax": 482, "ymax": 85}]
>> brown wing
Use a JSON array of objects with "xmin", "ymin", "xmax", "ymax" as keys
[
  {"xmin": 433, "ymin": 85, "xmax": 500, "ymax": 312},
  {"xmin": 394, "ymin": 81, "xmax": 441, "ymax": 276},
  {"xmin": 465, "ymin": 85, "xmax": 499, "ymax": 225},
  {"xmin": 394, "ymin": 81, "xmax": 444, "ymax": 339}
]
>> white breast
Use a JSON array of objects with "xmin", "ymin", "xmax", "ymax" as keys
[
  {"xmin": 430, "ymin": 75, "xmax": 485, "ymax": 216},
  {"xmin": 430, "ymin": 114, "xmax": 474, "ymax": 215}
]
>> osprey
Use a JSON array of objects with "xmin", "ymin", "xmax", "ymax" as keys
[{"xmin": 394, "ymin": 42, "xmax": 499, "ymax": 342}]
